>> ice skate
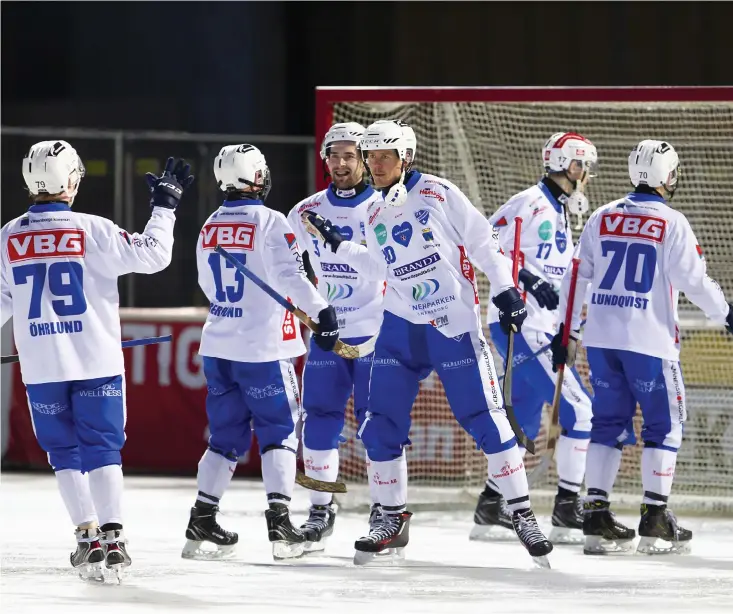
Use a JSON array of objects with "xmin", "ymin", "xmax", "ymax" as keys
[
  {"xmin": 300, "ymin": 503, "xmax": 336, "ymax": 553},
  {"xmin": 182, "ymin": 503, "xmax": 238, "ymax": 560},
  {"xmin": 548, "ymin": 494, "xmax": 585, "ymax": 545},
  {"xmin": 470, "ymin": 489, "xmax": 515, "ymax": 541},
  {"xmin": 266, "ymin": 502, "xmax": 306, "ymax": 560},
  {"xmin": 368, "ymin": 503, "xmax": 382, "ymax": 531},
  {"xmin": 636, "ymin": 504, "xmax": 692, "ymax": 555},
  {"xmin": 354, "ymin": 511, "xmax": 411, "ymax": 566},
  {"xmin": 512, "ymin": 509, "xmax": 553, "ymax": 568},
  {"xmin": 100, "ymin": 524, "xmax": 132, "ymax": 583},
  {"xmin": 583, "ymin": 499, "xmax": 636, "ymax": 555},
  {"xmin": 71, "ymin": 527, "xmax": 105, "ymax": 583}
]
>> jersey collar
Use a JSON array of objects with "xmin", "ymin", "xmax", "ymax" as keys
[
  {"xmin": 537, "ymin": 178, "xmax": 567, "ymax": 214},
  {"xmin": 404, "ymin": 170, "xmax": 422, "ymax": 192},
  {"xmin": 326, "ymin": 183, "xmax": 374, "ymax": 207},
  {"xmin": 221, "ymin": 198, "xmax": 264, "ymax": 207},
  {"xmin": 28, "ymin": 202, "xmax": 72, "ymax": 213},
  {"xmin": 625, "ymin": 192, "xmax": 666, "ymax": 204}
]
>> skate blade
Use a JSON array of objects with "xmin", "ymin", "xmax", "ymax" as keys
[
  {"xmin": 353, "ymin": 547, "xmax": 405, "ymax": 567},
  {"xmin": 469, "ymin": 523, "xmax": 516, "ymax": 542},
  {"xmin": 636, "ymin": 536, "xmax": 691, "ymax": 555},
  {"xmin": 583, "ymin": 535, "xmax": 636, "ymax": 556},
  {"xmin": 78, "ymin": 561, "xmax": 106, "ymax": 583},
  {"xmin": 303, "ymin": 539, "xmax": 327, "ymax": 554},
  {"xmin": 272, "ymin": 540, "xmax": 305, "ymax": 560},
  {"xmin": 548, "ymin": 526, "xmax": 584, "ymax": 545},
  {"xmin": 106, "ymin": 563, "xmax": 124, "ymax": 584},
  {"xmin": 181, "ymin": 539, "xmax": 236, "ymax": 561},
  {"xmin": 532, "ymin": 555, "xmax": 551, "ymax": 569}
]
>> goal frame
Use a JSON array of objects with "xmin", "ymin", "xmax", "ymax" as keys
[{"xmin": 314, "ymin": 85, "xmax": 733, "ymax": 191}]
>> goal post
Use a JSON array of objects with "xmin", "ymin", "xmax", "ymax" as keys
[{"xmin": 315, "ymin": 86, "xmax": 733, "ymax": 514}]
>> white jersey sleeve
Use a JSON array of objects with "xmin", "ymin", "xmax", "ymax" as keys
[
  {"xmin": 335, "ymin": 237, "xmax": 387, "ymax": 281},
  {"xmin": 665, "ymin": 214, "xmax": 729, "ymax": 324},
  {"xmin": 267, "ymin": 212, "xmax": 328, "ymax": 319},
  {"xmin": 444, "ymin": 182, "xmax": 514, "ymax": 293},
  {"xmin": 559, "ymin": 226, "xmax": 593, "ymax": 332},
  {"xmin": 1, "ymin": 257, "xmax": 12, "ymax": 327}
]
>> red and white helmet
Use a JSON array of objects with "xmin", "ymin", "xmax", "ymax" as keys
[{"xmin": 542, "ymin": 132, "xmax": 598, "ymax": 175}]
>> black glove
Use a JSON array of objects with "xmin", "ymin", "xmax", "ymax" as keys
[
  {"xmin": 304, "ymin": 212, "xmax": 344, "ymax": 253},
  {"xmin": 518, "ymin": 268, "xmax": 559, "ymax": 310},
  {"xmin": 551, "ymin": 323, "xmax": 580, "ymax": 373},
  {"xmin": 492, "ymin": 287, "xmax": 527, "ymax": 334},
  {"xmin": 313, "ymin": 306, "xmax": 339, "ymax": 351},
  {"xmin": 145, "ymin": 157, "xmax": 195, "ymax": 210},
  {"xmin": 726, "ymin": 303, "xmax": 733, "ymax": 335}
]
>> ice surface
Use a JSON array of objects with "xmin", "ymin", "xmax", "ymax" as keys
[{"xmin": 2, "ymin": 473, "xmax": 732, "ymax": 613}]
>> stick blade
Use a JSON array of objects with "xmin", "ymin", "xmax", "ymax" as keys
[{"xmin": 295, "ymin": 471, "xmax": 347, "ymax": 494}]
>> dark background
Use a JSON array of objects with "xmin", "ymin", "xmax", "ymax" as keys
[{"xmin": 2, "ymin": 1, "xmax": 732, "ymax": 307}]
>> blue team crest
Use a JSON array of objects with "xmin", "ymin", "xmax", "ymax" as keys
[
  {"xmin": 555, "ymin": 230, "xmax": 567, "ymax": 253},
  {"xmin": 414, "ymin": 209, "xmax": 430, "ymax": 225},
  {"xmin": 392, "ymin": 222, "xmax": 413, "ymax": 247},
  {"xmin": 334, "ymin": 225, "xmax": 353, "ymax": 241}
]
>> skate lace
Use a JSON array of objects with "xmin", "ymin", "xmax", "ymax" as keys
[
  {"xmin": 368, "ymin": 504, "xmax": 382, "ymax": 529},
  {"xmin": 515, "ymin": 513, "xmax": 546, "ymax": 546},
  {"xmin": 499, "ymin": 498, "xmax": 512, "ymax": 520},
  {"xmin": 303, "ymin": 508, "xmax": 330, "ymax": 532},
  {"xmin": 365, "ymin": 513, "xmax": 399, "ymax": 543}
]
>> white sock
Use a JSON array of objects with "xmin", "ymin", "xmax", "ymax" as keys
[
  {"xmin": 261, "ymin": 448, "xmax": 296, "ymax": 505},
  {"xmin": 556, "ymin": 435, "xmax": 589, "ymax": 494},
  {"xmin": 486, "ymin": 445, "xmax": 530, "ymax": 513},
  {"xmin": 365, "ymin": 451, "xmax": 380, "ymax": 506},
  {"xmin": 585, "ymin": 442, "xmax": 622, "ymax": 502},
  {"xmin": 196, "ymin": 448, "xmax": 237, "ymax": 506},
  {"xmin": 88, "ymin": 464, "xmax": 124, "ymax": 527},
  {"xmin": 55, "ymin": 469, "xmax": 98, "ymax": 527},
  {"xmin": 369, "ymin": 452, "xmax": 407, "ymax": 513},
  {"xmin": 641, "ymin": 446, "xmax": 677, "ymax": 506},
  {"xmin": 303, "ymin": 447, "xmax": 338, "ymax": 506}
]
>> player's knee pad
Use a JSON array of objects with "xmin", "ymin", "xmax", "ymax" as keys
[
  {"xmin": 256, "ymin": 428, "xmax": 298, "ymax": 455},
  {"xmin": 80, "ymin": 449, "xmax": 122, "ymax": 473},
  {"xmin": 301, "ymin": 409, "xmax": 346, "ymax": 450},
  {"xmin": 208, "ymin": 426, "xmax": 253, "ymax": 461},
  {"xmin": 642, "ymin": 422, "xmax": 682, "ymax": 450},
  {"xmin": 47, "ymin": 447, "xmax": 81, "ymax": 472},
  {"xmin": 590, "ymin": 419, "xmax": 634, "ymax": 449},
  {"xmin": 358, "ymin": 412, "xmax": 409, "ymax": 462}
]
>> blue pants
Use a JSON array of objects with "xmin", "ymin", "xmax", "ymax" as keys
[
  {"xmin": 586, "ymin": 347, "xmax": 685, "ymax": 452},
  {"xmin": 301, "ymin": 336, "xmax": 373, "ymax": 450},
  {"xmin": 361, "ymin": 311, "xmax": 515, "ymax": 462},
  {"xmin": 489, "ymin": 324, "xmax": 592, "ymax": 441},
  {"xmin": 25, "ymin": 375, "xmax": 125, "ymax": 473},
  {"xmin": 203, "ymin": 357, "xmax": 300, "ymax": 460}
]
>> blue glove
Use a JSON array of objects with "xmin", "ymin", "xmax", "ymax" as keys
[
  {"xmin": 518, "ymin": 269, "xmax": 559, "ymax": 310},
  {"xmin": 145, "ymin": 157, "xmax": 195, "ymax": 210},
  {"xmin": 726, "ymin": 303, "xmax": 733, "ymax": 335},
  {"xmin": 313, "ymin": 306, "xmax": 339, "ymax": 351},
  {"xmin": 492, "ymin": 287, "xmax": 527, "ymax": 334},
  {"xmin": 304, "ymin": 212, "xmax": 344, "ymax": 253}
]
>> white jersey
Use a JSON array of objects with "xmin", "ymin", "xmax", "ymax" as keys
[
  {"xmin": 487, "ymin": 181, "xmax": 574, "ymax": 333},
  {"xmin": 337, "ymin": 172, "xmax": 514, "ymax": 338},
  {"xmin": 559, "ymin": 191, "xmax": 730, "ymax": 361},
  {"xmin": 287, "ymin": 185, "xmax": 384, "ymax": 338},
  {"xmin": 0, "ymin": 202, "xmax": 175, "ymax": 385},
  {"xmin": 196, "ymin": 198, "xmax": 328, "ymax": 363}
]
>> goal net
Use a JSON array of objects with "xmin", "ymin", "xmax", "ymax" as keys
[{"xmin": 316, "ymin": 87, "xmax": 733, "ymax": 514}]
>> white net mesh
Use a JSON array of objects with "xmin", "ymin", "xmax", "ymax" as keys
[{"xmin": 328, "ymin": 98, "xmax": 733, "ymax": 514}]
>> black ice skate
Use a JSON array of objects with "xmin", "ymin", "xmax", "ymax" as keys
[
  {"xmin": 512, "ymin": 509, "xmax": 553, "ymax": 568},
  {"xmin": 469, "ymin": 489, "xmax": 514, "ymax": 541},
  {"xmin": 582, "ymin": 499, "xmax": 636, "ymax": 555},
  {"xmin": 266, "ymin": 502, "xmax": 306, "ymax": 560},
  {"xmin": 71, "ymin": 527, "xmax": 106, "ymax": 582},
  {"xmin": 300, "ymin": 503, "xmax": 337, "ymax": 553},
  {"xmin": 637, "ymin": 504, "xmax": 692, "ymax": 555},
  {"xmin": 354, "ymin": 510, "xmax": 412, "ymax": 566},
  {"xmin": 548, "ymin": 494, "xmax": 585, "ymax": 545},
  {"xmin": 181, "ymin": 502, "xmax": 238, "ymax": 560},
  {"xmin": 100, "ymin": 524, "xmax": 132, "ymax": 583}
]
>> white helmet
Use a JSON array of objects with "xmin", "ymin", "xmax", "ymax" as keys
[
  {"xmin": 628, "ymin": 139, "xmax": 680, "ymax": 193},
  {"xmin": 542, "ymin": 132, "xmax": 598, "ymax": 175},
  {"xmin": 320, "ymin": 122, "xmax": 365, "ymax": 160},
  {"xmin": 361, "ymin": 120, "xmax": 417, "ymax": 167},
  {"xmin": 22, "ymin": 140, "xmax": 85, "ymax": 200},
  {"xmin": 214, "ymin": 144, "xmax": 271, "ymax": 200}
]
